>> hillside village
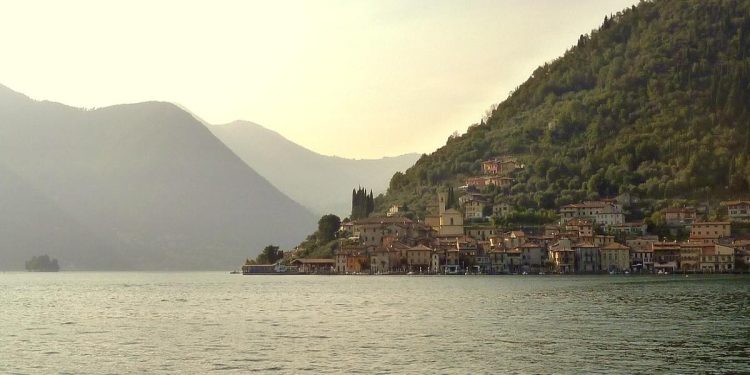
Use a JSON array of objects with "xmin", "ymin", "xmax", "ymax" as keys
[{"xmin": 281, "ymin": 155, "xmax": 750, "ymax": 275}]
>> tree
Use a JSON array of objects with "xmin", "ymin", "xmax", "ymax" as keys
[
  {"xmin": 25, "ymin": 254, "xmax": 60, "ymax": 272},
  {"xmin": 256, "ymin": 245, "xmax": 283, "ymax": 264},
  {"xmin": 317, "ymin": 214, "xmax": 341, "ymax": 244}
]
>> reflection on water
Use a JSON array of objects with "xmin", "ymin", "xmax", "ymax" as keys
[{"xmin": 1, "ymin": 273, "xmax": 748, "ymax": 374}]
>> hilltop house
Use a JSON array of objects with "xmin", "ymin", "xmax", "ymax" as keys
[{"xmin": 721, "ymin": 200, "xmax": 750, "ymax": 221}]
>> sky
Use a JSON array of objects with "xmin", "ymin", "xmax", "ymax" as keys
[{"xmin": 0, "ymin": 0, "xmax": 639, "ymax": 159}]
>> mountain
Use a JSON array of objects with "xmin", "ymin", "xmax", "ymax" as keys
[
  {"xmin": 208, "ymin": 121, "xmax": 420, "ymax": 216},
  {"xmin": 380, "ymin": 0, "xmax": 750, "ymax": 217},
  {"xmin": 0, "ymin": 84, "xmax": 316, "ymax": 270}
]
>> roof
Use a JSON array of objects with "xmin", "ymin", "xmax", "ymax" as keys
[
  {"xmin": 691, "ymin": 221, "xmax": 731, "ymax": 226},
  {"xmin": 602, "ymin": 243, "xmax": 629, "ymax": 250},
  {"xmin": 720, "ymin": 200, "xmax": 750, "ymax": 206},
  {"xmin": 510, "ymin": 230, "xmax": 526, "ymax": 237},
  {"xmin": 561, "ymin": 201, "xmax": 609, "ymax": 209},
  {"xmin": 573, "ymin": 242, "xmax": 598, "ymax": 248},
  {"xmin": 408, "ymin": 244, "xmax": 433, "ymax": 251}
]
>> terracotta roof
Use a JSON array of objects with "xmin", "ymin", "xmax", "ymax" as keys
[
  {"xmin": 602, "ymin": 242, "xmax": 629, "ymax": 250},
  {"xmin": 573, "ymin": 242, "xmax": 598, "ymax": 248},
  {"xmin": 721, "ymin": 200, "xmax": 750, "ymax": 206}
]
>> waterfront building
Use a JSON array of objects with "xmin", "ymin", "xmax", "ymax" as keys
[
  {"xmin": 518, "ymin": 242, "xmax": 547, "ymax": 273},
  {"xmin": 700, "ymin": 244, "xmax": 735, "ymax": 272},
  {"xmin": 549, "ymin": 239, "xmax": 575, "ymax": 273},
  {"xmin": 573, "ymin": 242, "xmax": 601, "ymax": 273},
  {"xmin": 652, "ymin": 242, "xmax": 681, "ymax": 272},
  {"xmin": 600, "ymin": 242, "xmax": 630, "ymax": 272}
]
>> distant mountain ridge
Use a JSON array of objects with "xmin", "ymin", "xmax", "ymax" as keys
[
  {"xmin": 0, "ymin": 84, "xmax": 316, "ymax": 270},
  {"xmin": 209, "ymin": 121, "xmax": 420, "ymax": 216}
]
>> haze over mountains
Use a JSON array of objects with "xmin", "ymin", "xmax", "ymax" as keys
[
  {"xmin": 0, "ymin": 84, "xmax": 316, "ymax": 270},
  {"xmin": 208, "ymin": 121, "xmax": 420, "ymax": 217}
]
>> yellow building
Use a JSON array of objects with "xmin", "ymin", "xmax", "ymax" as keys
[
  {"xmin": 700, "ymin": 244, "xmax": 735, "ymax": 273},
  {"xmin": 690, "ymin": 222, "xmax": 731, "ymax": 243},
  {"xmin": 600, "ymin": 242, "xmax": 631, "ymax": 272}
]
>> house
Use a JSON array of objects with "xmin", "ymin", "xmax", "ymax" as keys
[
  {"xmin": 406, "ymin": 245, "xmax": 432, "ymax": 272},
  {"xmin": 610, "ymin": 221, "xmax": 647, "ymax": 236},
  {"xmin": 600, "ymin": 242, "xmax": 630, "ymax": 272},
  {"xmin": 481, "ymin": 157, "xmax": 521, "ymax": 176},
  {"xmin": 652, "ymin": 242, "xmax": 681, "ymax": 272},
  {"xmin": 573, "ymin": 243, "xmax": 601, "ymax": 273},
  {"xmin": 721, "ymin": 200, "xmax": 750, "ymax": 221},
  {"xmin": 335, "ymin": 242, "xmax": 369, "ymax": 274},
  {"xmin": 680, "ymin": 242, "xmax": 706, "ymax": 272},
  {"xmin": 560, "ymin": 200, "xmax": 624, "ymax": 226},
  {"xmin": 663, "ymin": 207, "xmax": 697, "ymax": 227},
  {"xmin": 689, "ymin": 222, "xmax": 731, "ymax": 243},
  {"xmin": 462, "ymin": 195, "xmax": 489, "ymax": 219},
  {"xmin": 549, "ymin": 238, "xmax": 575, "ymax": 273},
  {"xmin": 566, "ymin": 218, "xmax": 593, "ymax": 237},
  {"xmin": 489, "ymin": 248, "xmax": 522, "ymax": 274},
  {"xmin": 352, "ymin": 216, "xmax": 418, "ymax": 247},
  {"xmin": 518, "ymin": 242, "xmax": 548, "ymax": 273},
  {"xmin": 465, "ymin": 225, "xmax": 498, "ymax": 241},
  {"xmin": 700, "ymin": 244, "xmax": 735, "ymax": 273},
  {"xmin": 386, "ymin": 204, "xmax": 406, "ymax": 217}
]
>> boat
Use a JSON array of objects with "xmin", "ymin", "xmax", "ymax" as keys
[{"xmin": 229, "ymin": 270, "xmax": 240, "ymax": 274}]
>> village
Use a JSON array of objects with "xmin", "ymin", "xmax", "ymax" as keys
[{"xmin": 245, "ymin": 156, "xmax": 750, "ymax": 276}]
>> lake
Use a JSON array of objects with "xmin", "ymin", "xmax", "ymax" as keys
[{"xmin": 1, "ymin": 272, "xmax": 748, "ymax": 374}]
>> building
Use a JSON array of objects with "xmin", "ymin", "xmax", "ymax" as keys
[
  {"xmin": 406, "ymin": 245, "xmax": 432, "ymax": 272},
  {"xmin": 721, "ymin": 200, "xmax": 750, "ymax": 221},
  {"xmin": 465, "ymin": 225, "xmax": 498, "ymax": 241},
  {"xmin": 573, "ymin": 243, "xmax": 601, "ymax": 273},
  {"xmin": 700, "ymin": 244, "xmax": 735, "ymax": 272},
  {"xmin": 652, "ymin": 242, "xmax": 681, "ymax": 272},
  {"xmin": 549, "ymin": 239, "xmax": 575, "ymax": 273},
  {"xmin": 664, "ymin": 207, "xmax": 697, "ymax": 227},
  {"xmin": 610, "ymin": 222, "xmax": 648, "ymax": 236},
  {"xmin": 518, "ymin": 242, "xmax": 548, "ymax": 273},
  {"xmin": 566, "ymin": 218, "xmax": 593, "ymax": 238},
  {"xmin": 560, "ymin": 201, "xmax": 624, "ymax": 226},
  {"xmin": 600, "ymin": 242, "xmax": 630, "ymax": 272},
  {"xmin": 462, "ymin": 194, "xmax": 488, "ymax": 219},
  {"xmin": 678, "ymin": 243, "xmax": 702, "ymax": 273},
  {"xmin": 690, "ymin": 222, "xmax": 731, "ymax": 243}
]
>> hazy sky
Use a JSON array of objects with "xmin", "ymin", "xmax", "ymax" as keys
[{"xmin": 1, "ymin": 0, "xmax": 638, "ymax": 159}]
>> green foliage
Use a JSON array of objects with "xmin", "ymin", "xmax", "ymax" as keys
[
  {"xmin": 317, "ymin": 214, "xmax": 341, "ymax": 243},
  {"xmin": 255, "ymin": 245, "xmax": 283, "ymax": 264},
  {"xmin": 25, "ymin": 255, "xmax": 59, "ymax": 272},
  {"xmin": 351, "ymin": 187, "xmax": 374, "ymax": 220},
  {"xmin": 379, "ymin": 0, "xmax": 750, "ymax": 218}
]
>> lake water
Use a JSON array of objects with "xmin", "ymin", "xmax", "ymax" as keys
[{"xmin": 1, "ymin": 272, "xmax": 748, "ymax": 374}]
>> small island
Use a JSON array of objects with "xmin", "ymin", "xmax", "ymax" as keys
[{"xmin": 25, "ymin": 255, "xmax": 60, "ymax": 272}]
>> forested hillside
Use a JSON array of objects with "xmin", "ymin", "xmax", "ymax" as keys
[{"xmin": 381, "ymin": 0, "xmax": 750, "ymax": 217}]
